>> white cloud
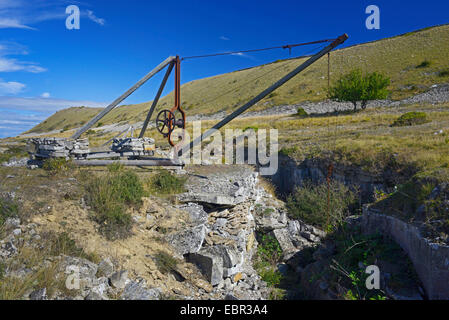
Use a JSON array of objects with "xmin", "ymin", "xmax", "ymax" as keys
[
  {"xmin": 230, "ymin": 52, "xmax": 256, "ymax": 60},
  {"xmin": 219, "ymin": 36, "xmax": 230, "ymax": 41},
  {"xmin": 86, "ymin": 10, "xmax": 105, "ymax": 26},
  {"xmin": 0, "ymin": 95, "xmax": 107, "ymax": 137},
  {"xmin": 0, "ymin": 79, "xmax": 26, "ymax": 94},
  {"xmin": 0, "ymin": 96, "xmax": 107, "ymax": 113},
  {"xmin": 0, "ymin": 18, "xmax": 36, "ymax": 29},
  {"xmin": 0, "ymin": 0, "xmax": 83, "ymax": 30},
  {"xmin": 0, "ymin": 42, "xmax": 47, "ymax": 73},
  {"xmin": 41, "ymin": 92, "xmax": 50, "ymax": 98},
  {"xmin": 0, "ymin": 57, "xmax": 47, "ymax": 73}
]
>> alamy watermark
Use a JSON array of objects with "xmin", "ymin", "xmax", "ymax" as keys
[
  {"xmin": 170, "ymin": 121, "xmax": 278, "ymax": 176},
  {"xmin": 365, "ymin": 265, "xmax": 380, "ymax": 290},
  {"xmin": 66, "ymin": 5, "xmax": 80, "ymax": 30},
  {"xmin": 365, "ymin": 5, "xmax": 380, "ymax": 30},
  {"xmin": 65, "ymin": 265, "xmax": 80, "ymax": 290}
]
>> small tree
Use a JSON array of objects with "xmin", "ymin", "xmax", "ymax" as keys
[{"xmin": 328, "ymin": 69, "xmax": 390, "ymax": 111}]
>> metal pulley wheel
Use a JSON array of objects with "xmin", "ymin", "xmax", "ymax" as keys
[{"xmin": 156, "ymin": 110, "xmax": 176, "ymax": 137}]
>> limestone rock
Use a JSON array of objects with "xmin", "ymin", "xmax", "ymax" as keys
[
  {"xmin": 178, "ymin": 167, "xmax": 259, "ymax": 206},
  {"xmin": 178, "ymin": 203, "xmax": 208, "ymax": 225},
  {"xmin": 109, "ymin": 270, "xmax": 129, "ymax": 289},
  {"xmin": 121, "ymin": 281, "xmax": 161, "ymax": 300},
  {"xmin": 87, "ymin": 277, "xmax": 110, "ymax": 300},
  {"xmin": 271, "ymin": 228, "xmax": 297, "ymax": 258},
  {"xmin": 60, "ymin": 256, "xmax": 98, "ymax": 281},
  {"xmin": 187, "ymin": 249, "xmax": 224, "ymax": 286},
  {"xmin": 4, "ymin": 217, "xmax": 20, "ymax": 229},
  {"xmin": 97, "ymin": 258, "xmax": 114, "ymax": 278},
  {"xmin": 254, "ymin": 207, "xmax": 288, "ymax": 231},
  {"xmin": 166, "ymin": 224, "xmax": 206, "ymax": 256},
  {"xmin": 29, "ymin": 288, "xmax": 47, "ymax": 300}
]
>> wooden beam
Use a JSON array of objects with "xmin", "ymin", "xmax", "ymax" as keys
[
  {"xmin": 73, "ymin": 159, "xmax": 184, "ymax": 166},
  {"xmin": 72, "ymin": 56, "xmax": 176, "ymax": 140},
  {"xmin": 139, "ymin": 61, "xmax": 175, "ymax": 138}
]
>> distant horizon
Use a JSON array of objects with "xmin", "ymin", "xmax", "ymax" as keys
[{"xmin": 1, "ymin": 0, "xmax": 448, "ymax": 138}]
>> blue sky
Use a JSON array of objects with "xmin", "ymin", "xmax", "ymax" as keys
[{"xmin": 0, "ymin": 0, "xmax": 448, "ymax": 138}]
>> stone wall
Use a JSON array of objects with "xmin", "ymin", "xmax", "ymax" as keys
[
  {"xmin": 271, "ymin": 156, "xmax": 398, "ymax": 203},
  {"xmin": 361, "ymin": 209, "xmax": 449, "ymax": 300}
]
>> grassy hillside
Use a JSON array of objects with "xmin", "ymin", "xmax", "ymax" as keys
[
  {"xmin": 29, "ymin": 106, "xmax": 102, "ymax": 134},
  {"xmin": 27, "ymin": 24, "xmax": 449, "ymax": 134}
]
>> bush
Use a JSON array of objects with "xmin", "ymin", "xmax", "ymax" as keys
[
  {"xmin": 328, "ymin": 69, "xmax": 390, "ymax": 110},
  {"xmin": 85, "ymin": 170, "xmax": 144, "ymax": 239},
  {"xmin": 42, "ymin": 158, "xmax": 73, "ymax": 174},
  {"xmin": 257, "ymin": 234, "xmax": 283, "ymax": 266},
  {"xmin": 260, "ymin": 268, "xmax": 283, "ymax": 287},
  {"xmin": 279, "ymin": 146, "xmax": 298, "ymax": 157},
  {"xmin": 438, "ymin": 70, "xmax": 449, "ymax": 77},
  {"xmin": 391, "ymin": 112, "xmax": 430, "ymax": 127},
  {"xmin": 286, "ymin": 181, "xmax": 357, "ymax": 231},
  {"xmin": 243, "ymin": 126, "xmax": 259, "ymax": 132},
  {"xmin": 154, "ymin": 251, "xmax": 179, "ymax": 274},
  {"xmin": 147, "ymin": 170, "xmax": 186, "ymax": 194},
  {"xmin": 296, "ymin": 107, "xmax": 308, "ymax": 117},
  {"xmin": 253, "ymin": 233, "xmax": 285, "ymax": 297},
  {"xmin": 416, "ymin": 60, "xmax": 431, "ymax": 68}
]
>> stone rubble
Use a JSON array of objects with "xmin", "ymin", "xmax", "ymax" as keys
[
  {"xmin": 27, "ymin": 138, "xmax": 90, "ymax": 159},
  {"xmin": 111, "ymin": 137, "xmax": 155, "ymax": 154},
  {"xmin": 169, "ymin": 165, "xmax": 327, "ymax": 299}
]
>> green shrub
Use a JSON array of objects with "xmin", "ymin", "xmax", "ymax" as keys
[
  {"xmin": 0, "ymin": 197, "xmax": 19, "ymax": 227},
  {"xmin": 438, "ymin": 70, "xmax": 449, "ymax": 77},
  {"xmin": 416, "ymin": 60, "xmax": 431, "ymax": 68},
  {"xmin": 85, "ymin": 170, "xmax": 144, "ymax": 239},
  {"xmin": 154, "ymin": 251, "xmax": 179, "ymax": 274},
  {"xmin": 253, "ymin": 233, "xmax": 285, "ymax": 298},
  {"xmin": 260, "ymin": 268, "xmax": 283, "ymax": 287},
  {"xmin": 279, "ymin": 146, "xmax": 298, "ymax": 157},
  {"xmin": 256, "ymin": 234, "xmax": 283, "ymax": 266},
  {"xmin": 328, "ymin": 69, "xmax": 390, "ymax": 110},
  {"xmin": 243, "ymin": 126, "xmax": 259, "ymax": 132},
  {"xmin": 391, "ymin": 112, "xmax": 430, "ymax": 127},
  {"xmin": 296, "ymin": 107, "xmax": 308, "ymax": 117},
  {"xmin": 262, "ymin": 207, "xmax": 275, "ymax": 216},
  {"xmin": 42, "ymin": 158, "xmax": 73, "ymax": 173},
  {"xmin": 286, "ymin": 181, "xmax": 356, "ymax": 231},
  {"xmin": 147, "ymin": 170, "xmax": 186, "ymax": 194}
]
